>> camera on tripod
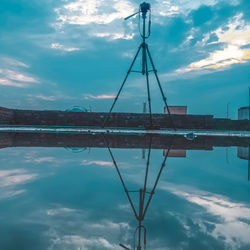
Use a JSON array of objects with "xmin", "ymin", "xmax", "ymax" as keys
[
  {"xmin": 140, "ymin": 2, "xmax": 150, "ymax": 17},
  {"xmin": 140, "ymin": 2, "xmax": 150, "ymax": 13}
]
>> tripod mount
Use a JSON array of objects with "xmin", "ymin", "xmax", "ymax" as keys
[{"xmin": 103, "ymin": 2, "xmax": 175, "ymax": 129}]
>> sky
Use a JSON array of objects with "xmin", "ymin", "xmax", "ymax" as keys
[{"xmin": 0, "ymin": 0, "xmax": 250, "ymax": 118}]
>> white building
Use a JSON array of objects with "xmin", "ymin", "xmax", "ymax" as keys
[{"xmin": 238, "ymin": 106, "xmax": 249, "ymax": 120}]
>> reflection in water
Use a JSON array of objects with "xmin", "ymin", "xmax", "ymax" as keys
[
  {"xmin": 237, "ymin": 145, "xmax": 250, "ymax": 181},
  {"xmin": 0, "ymin": 132, "xmax": 249, "ymax": 249},
  {"xmin": 104, "ymin": 135, "xmax": 174, "ymax": 250},
  {"xmin": 103, "ymin": 135, "xmax": 250, "ymax": 249}
]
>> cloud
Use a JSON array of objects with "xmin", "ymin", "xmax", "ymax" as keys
[
  {"xmin": 35, "ymin": 95, "xmax": 57, "ymax": 101},
  {"xmin": 0, "ymin": 169, "xmax": 37, "ymax": 187},
  {"xmin": 0, "ymin": 56, "xmax": 39, "ymax": 87},
  {"xmin": 93, "ymin": 32, "xmax": 134, "ymax": 40},
  {"xmin": 51, "ymin": 235, "xmax": 117, "ymax": 250},
  {"xmin": 162, "ymin": 184, "xmax": 250, "ymax": 248},
  {"xmin": 183, "ymin": 13, "xmax": 250, "ymax": 71},
  {"xmin": 55, "ymin": 0, "xmax": 136, "ymax": 26},
  {"xmin": 38, "ymin": 205, "xmax": 131, "ymax": 250},
  {"xmin": 50, "ymin": 43, "xmax": 80, "ymax": 52},
  {"xmin": 5, "ymin": 70, "xmax": 38, "ymax": 83},
  {"xmin": 53, "ymin": 0, "xmax": 136, "ymax": 41},
  {"xmin": 25, "ymin": 156, "xmax": 56, "ymax": 164},
  {"xmin": 46, "ymin": 207, "xmax": 76, "ymax": 216},
  {"xmin": 83, "ymin": 94, "xmax": 116, "ymax": 100},
  {"xmin": 81, "ymin": 160, "xmax": 114, "ymax": 167},
  {"xmin": 81, "ymin": 160, "xmax": 130, "ymax": 169},
  {"xmin": 0, "ymin": 169, "xmax": 37, "ymax": 200},
  {"xmin": 154, "ymin": 0, "xmax": 239, "ymax": 19}
]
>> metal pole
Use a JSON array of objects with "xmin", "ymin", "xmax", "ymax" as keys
[
  {"xmin": 138, "ymin": 190, "xmax": 143, "ymax": 250},
  {"xmin": 142, "ymin": 16, "xmax": 146, "ymax": 75},
  {"xmin": 146, "ymin": 46, "xmax": 176, "ymax": 130},
  {"xmin": 142, "ymin": 8, "xmax": 147, "ymax": 75},
  {"xmin": 248, "ymin": 144, "xmax": 250, "ymax": 181},
  {"xmin": 144, "ymin": 45, "xmax": 153, "ymax": 127},
  {"xmin": 249, "ymin": 86, "xmax": 250, "ymax": 127},
  {"xmin": 227, "ymin": 102, "xmax": 230, "ymax": 119},
  {"xmin": 103, "ymin": 44, "xmax": 142, "ymax": 127},
  {"xmin": 103, "ymin": 135, "xmax": 139, "ymax": 220},
  {"xmin": 142, "ymin": 144, "xmax": 172, "ymax": 219},
  {"xmin": 142, "ymin": 137, "xmax": 152, "ymax": 210}
]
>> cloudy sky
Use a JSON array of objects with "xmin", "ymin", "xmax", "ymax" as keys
[{"xmin": 0, "ymin": 0, "xmax": 250, "ymax": 118}]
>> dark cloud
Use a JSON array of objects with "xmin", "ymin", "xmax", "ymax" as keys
[
  {"xmin": 164, "ymin": 17, "xmax": 190, "ymax": 46},
  {"xmin": 191, "ymin": 6, "xmax": 214, "ymax": 27}
]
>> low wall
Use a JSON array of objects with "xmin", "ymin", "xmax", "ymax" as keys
[
  {"xmin": 0, "ymin": 107, "xmax": 249, "ymax": 131},
  {"xmin": 0, "ymin": 107, "xmax": 14, "ymax": 125}
]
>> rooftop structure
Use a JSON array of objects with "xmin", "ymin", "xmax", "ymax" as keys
[{"xmin": 238, "ymin": 106, "xmax": 250, "ymax": 120}]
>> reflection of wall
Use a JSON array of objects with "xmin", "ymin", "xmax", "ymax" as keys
[
  {"xmin": 0, "ymin": 133, "xmax": 13, "ymax": 149},
  {"xmin": 237, "ymin": 147, "xmax": 249, "ymax": 160},
  {"xmin": 164, "ymin": 149, "xmax": 187, "ymax": 158},
  {"xmin": 0, "ymin": 133, "xmax": 249, "ymax": 150},
  {"xmin": 238, "ymin": 107, "xmax": 249, "ymax": 120}
]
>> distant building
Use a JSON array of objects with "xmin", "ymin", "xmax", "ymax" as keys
[
  {"xmin": 164, "ymin": 106, "xmax": 187, "ymax": 115},
  {"xmin": 163, "ymin": 149, "xmax": 186, "ymax": 158},
  {"xmin": 238, "ymin": 106, "xmax": 249, "ymax": 120}
]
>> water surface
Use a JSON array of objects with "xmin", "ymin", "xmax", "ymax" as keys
[{"xmin": 0, "ymin": 135, "xmax": 249, "ymax": 250}]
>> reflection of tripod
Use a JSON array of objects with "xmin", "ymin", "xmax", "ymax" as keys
[
  {"xmin": 103, "ymin": 2, "xmax": 175, "ymax": 129},
  {"xmin": 103, "ymin": 134, "xmax": 173, "ymax": 250}
]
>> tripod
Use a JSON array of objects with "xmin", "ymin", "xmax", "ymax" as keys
[
  {"xmin": 103, "ymin": 134, "xmax": 173, "ymax": 250},
  {"xmin": 103, "ymin": 2, "xmax": 175, "ymax": 129}
]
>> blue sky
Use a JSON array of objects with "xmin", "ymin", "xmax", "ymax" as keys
[{"xmin": 0, "ymin": 0, "xmax": 250, "ymax": 118}]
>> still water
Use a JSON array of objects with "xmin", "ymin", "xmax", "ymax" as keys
[{"xmin": 0, "ymin": 133, "xmax": 249, "ymax": 250}]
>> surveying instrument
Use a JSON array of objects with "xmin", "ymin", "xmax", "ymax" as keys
[{"xmin": 103, "ymin": 2, "xmax": 174, "ymax": 129}]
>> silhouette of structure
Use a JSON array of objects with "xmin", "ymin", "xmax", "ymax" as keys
[
  {"xmin": 103, "ymin": 2, "xmax": 174, "ymax": 129},
  {"xmin": 104, "ymin": 135, "xmax": 173, "ymax": 249}
]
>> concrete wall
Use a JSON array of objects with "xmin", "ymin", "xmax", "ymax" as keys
[
  {"xmin": 0, "ymin": 107, "xmax": 249, "ymax": 130},
  {"xmin": 0, "ymin": 107, "xmax": 14, "ymax": 124}
]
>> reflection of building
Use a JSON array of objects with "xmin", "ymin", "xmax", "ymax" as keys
[
  {"xmin": 238, "ymin": 147, "xmax": 249, "ymax": 160},
  {"xmin": 238, "ymin": 106, "xmax": 249, "ymax": 120},
  {"xmin": 164, "ymin": 106, "xmax": 187, "ymax": 115},
  {"xmin": 163, "ymin": 149, "xmax": 186, "ymax": 158}
]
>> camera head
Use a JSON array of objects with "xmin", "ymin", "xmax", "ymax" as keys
[{"xmin": 140, "ymin": 2, "xmax": 151, "ymax": 18}]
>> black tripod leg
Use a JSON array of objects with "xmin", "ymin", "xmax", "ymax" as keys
[
  {"xmin": 142, "ymin": 137, "xmax": 174, "ymax": 220},
  {"xmin": 146, "ymin": 45, "xmax": 176, "ymax": 130},
  {"xmin": 102, "ymin": 134, "xmax": 139, "ymax": 220},
  {"xmin": 141, "ymin": 136, "xmax": 152, "ymax": 214},
  {"xmin": 144, "ymin": 46, "xmax": 153, "ymax": 127},
  {"xmin": 102, "ymin": 44, "xmax": 142, "ymax": 128}
]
